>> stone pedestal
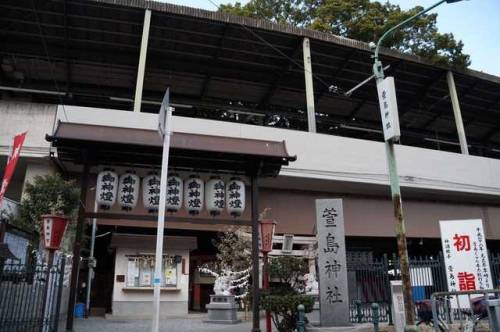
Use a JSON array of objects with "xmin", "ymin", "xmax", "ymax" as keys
[
  {"xmin": 306, "ymin": 299, "xmax": 320, "ymax": 326},
  {"xmin": 204, "ymin": 295, "xmax": 241, "ymax": 324}
]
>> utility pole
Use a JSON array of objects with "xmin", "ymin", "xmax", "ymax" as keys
[{"xmin": 371, "ymin": 1, "xmax": 465, "ymax": 330}]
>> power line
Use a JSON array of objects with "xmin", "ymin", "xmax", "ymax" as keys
[
  {"xmin": 205, "ymin": 0, "xmax": 333, "ymax": 91},
  {"xmin": 30, "ymin": 0, "xmax": 69, "ymax": 121}
]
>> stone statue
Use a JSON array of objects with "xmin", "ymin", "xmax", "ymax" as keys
[
  {"xmin": 304, "ymin": 273, "xmax": 319, "ymax": 295},
  {"xmin": 213, "ymin": 275, "xmax": 232, "ymax": 296}
]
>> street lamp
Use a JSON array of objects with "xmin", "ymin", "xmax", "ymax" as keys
[
  {"xmin": 371, "ymin": 0, "xmax": 466, "ymax": 330},
  {"xmin": 41, "ymin": 214, "xmax": 69, "ymax": 332},
  {"xmin": 259, "ymin": 218, "xmax": 276, "ymax": 332}
]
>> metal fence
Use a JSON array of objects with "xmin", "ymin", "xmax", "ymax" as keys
[
  {"xmin": 347, "ymin": 255, "xmax": 392, "ymax": 323},
  {"xmin": 346, "ymin": 251, "xmax": 500, "ymax": 325},
  {"xmin": 0, "ymin": 258, "xmax": 66, "ymax": 332},
  {"xmin": 490, "ymin": 252, "xmax": 500, "ymax": 287}
]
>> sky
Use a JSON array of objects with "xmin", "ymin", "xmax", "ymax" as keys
[{"xmin": 165, "ymin": 0, "xmax": 500, "ymax": 76}]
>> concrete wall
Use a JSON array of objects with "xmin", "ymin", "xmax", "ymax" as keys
[
  {"xmin": 111, "ymin": 247, "xmax": 190, "ymax": 318},
  {"xmin": 1, "ymin": 101, "xmax": 499, "ymax": 199},
  {"xmin": 0, "ymin": 101, "xmax": 56, "ymax": 157},
  {"xmin": 260, "ymin": 188, "xmax": 500, "ymax": 239},
  {"xmin": 53, "ymin": 105, "xmax": 500, "ymax": 198}
]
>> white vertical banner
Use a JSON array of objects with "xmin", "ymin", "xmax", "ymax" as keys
[
  {"xmin": 439, "ymin": 219, "xmax": 493, "ymax": 307},
  {"xmin": 376, "ymin": 76, "xmax": 400, "ymax": 141}
]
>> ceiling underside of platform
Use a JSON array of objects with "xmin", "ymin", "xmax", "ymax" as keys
[{"xmin": 1, "ymin": 0, "xmax": 500, "ymax": 156}]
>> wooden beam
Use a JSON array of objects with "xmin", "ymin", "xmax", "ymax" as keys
[{"xmin": 84, "ymin": 212, "xmax": 251, "ymax": 226}]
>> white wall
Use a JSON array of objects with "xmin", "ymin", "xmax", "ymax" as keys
[
  {"xmin": 0, "ymin": 101, "xmax": 56, "ymax": 157},
  {"xmin": 53, "ymin": 105, "xmax": 500, "ymax": 198},
  {"xmin": 112, "ymin": 247, "xmax": 190, "ymax": 303},
  {"xmin": 2, "ymin": 102, "xmax": 498, "ymax": 198}
]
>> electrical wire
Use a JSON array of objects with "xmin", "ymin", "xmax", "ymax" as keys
[
  {"xmin": 30, "ymin": 0, "xmax": 69, "ymax": 121},
  {"xmin": 205, "ymin": 0, "xmax": 333, "ymax": 92}
]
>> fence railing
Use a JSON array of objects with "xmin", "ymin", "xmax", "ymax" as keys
[
  {"xmin": 346, "ymin": 251, "xmax": 500, "ymax": 325},
  {"xmin": 490, "ymin": 252, "xmax": 500, "ymax": 287},
  {"xmin": 0, "ymin": 259, "xmax": 65, "ymax": 332}
]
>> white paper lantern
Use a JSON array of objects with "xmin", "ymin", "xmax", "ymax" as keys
[
  {"xmin": 226, "ymin": 177, "xmax": 245, "ymax": 217},
  {"xmin": 118, "ymin": 171, "xmax": 140, "ymax": 211},
  {"xmin": 95, "ymin": 169, "xmax": 118, "ymax": 210},
  {"xmin": 206, "ymin": 176, "xmax": 225, "ymax": 216},
  {"xmin": 184, "ymin": 176, "xmax": 204, "ymax": 215},
  {"xmin": 166, "ymin": 174, "xmax": 183, "ymax": 213},
  {"xmin": 143, "ymin": 172, "xmax": 160, "ymax": 212}
]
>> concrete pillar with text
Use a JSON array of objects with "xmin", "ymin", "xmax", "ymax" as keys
[{"xmin": 315, "ymin": 199, "xmax": 349, "ymax": 326}]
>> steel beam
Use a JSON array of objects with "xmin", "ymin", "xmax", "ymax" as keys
[
  {"xmin": 251, "ymin": 174, "xmax": 261, "ymax": 332},
  {"xmin": 446, "ymin": 71, "xmax": 469, "ymax": 155},
  {"xmin": 63, "ymin": 0, "xmax": 71, "ymax": 93},
  {"xmin": 421, "ymin": 78, "xmax": 479, "ymax": 128},
  {"xmin": 200, "ymin": 24, "xmax": 229, "ymax": 98},
  {"xmin": 257, "ymin": 39, "xmax": 302, "ymax": 108},
  {"xmin": 398, "ymin": 71, "xmax": 445, "ymax": 119},
  {"xmin": 66, "ymin": 151, "xmax": 89, "ymax": 331},
  {"xmin": 315, "ymin": 50, "xmax": 356, "ymax": 103},
  {"xmin": 133, "ymin": 9, "xmax": 151, "ymax": 113},
  {"xmin": 303, "ymin": 37, "xmax": 316, "ymax": 133}
]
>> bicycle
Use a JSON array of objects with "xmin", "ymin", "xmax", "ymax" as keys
[{"xmin": 417, "ymin": 297, "xmax": 488, "ymax": 332}]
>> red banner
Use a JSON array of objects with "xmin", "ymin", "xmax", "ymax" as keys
[{"xmin": 0, "ymin": 132, "xmax": 27, "ymax": 203}]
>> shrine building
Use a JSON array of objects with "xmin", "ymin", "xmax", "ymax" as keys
[{"xmin": 1, "ymin": 0, "xmax": 500, "ymax": 320}]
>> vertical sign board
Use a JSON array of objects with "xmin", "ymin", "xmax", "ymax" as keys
[
  {"xmin": 315, "ymin": 199, "xmax": 349, "ymax": 326},
  {"xmin": 376, "ymin": 76, "xmax": 400, "ymax": 142},
  {"xmin": 439, "ymin": 219, "xmax": 493, "ymax": 307}
]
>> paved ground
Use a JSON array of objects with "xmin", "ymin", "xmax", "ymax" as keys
[
  {"xmin": 60, "ymin": 316, "xmax": 383, "ymax": 332},
  {"xmin": 60, "ymin": 314, "xmax": 268, "ymax": 332}
]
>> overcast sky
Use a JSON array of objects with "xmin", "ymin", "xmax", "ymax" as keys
[{"xmin": 165, "ymin": 0, "xmax": 500, "ymax": 76}]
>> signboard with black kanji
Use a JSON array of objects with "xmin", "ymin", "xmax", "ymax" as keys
[
  {"xmin": 439, "ymin": 219, "xmax": 493, "ymax": 308},
  {"xmin": 315, "ymin": 199, "xmax": 349, "ymax": 326},
  {"xmin": 376, "ymin": 76, "xmax": 401, "ymax": 142}
]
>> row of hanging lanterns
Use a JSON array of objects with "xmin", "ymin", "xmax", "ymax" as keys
[{"xmin": 95, "ymin": 169, "xmax": 246, "ymax": 216}]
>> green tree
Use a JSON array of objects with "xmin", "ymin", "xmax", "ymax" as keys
[
  {"xmin": 260, "ymin": 256, "xmax": 314, "ymax": 332},
  {"xmin": 15, "ymin": 174, "xmax": 80, "ymax": 252},
  {"xmin": 220, "ymin": 0, "xmax": 470, "ymax": 68},
  {"xmin": 219, "ymin": 0, "xmax": 309, "ymax": 26},
  {"xmin": 212, "ymin": 226, "xmax": 252, "ymax": 272}
]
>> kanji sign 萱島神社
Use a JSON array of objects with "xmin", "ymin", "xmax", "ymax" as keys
[
  {"xmin": 376, "ymin": 76, "xmax": 400, "ymax": 142},
  {"xmin": 439, "ymin": 219, "xmax": 493, "ymax": 308},
  {"xmin": 315, "ymin": 199, "xmax": 349, "ymax": 326}
]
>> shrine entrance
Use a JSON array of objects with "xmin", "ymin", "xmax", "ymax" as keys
[{"xmin": 46, "ymin": 120, "xmax": 295, "ymax": 329}]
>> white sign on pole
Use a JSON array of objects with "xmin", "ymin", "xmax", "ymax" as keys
[
  {"xmin": 158, "ymin": 88, "xmax": 169, "ymax": 139},
  {"xmin": 439, "ymin": 219, "xmax": 493, "ymax": 307},
  {"xmin": 376, "ymin": 76, "xmax": 400, "ymax": 142}
]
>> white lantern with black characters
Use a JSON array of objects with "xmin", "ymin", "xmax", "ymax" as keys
[
  {"xmin": 95, "ymin": 169, "xmax": 118, "ymax": 210},
  {"xmin": 142, "ymin": 171, "xmax": 160, "ymax": 213},
  {"xmin": 118, "ymin": 171, "xmax": 140, "ymax": 211},
  {"xmin": 226, "ymin": 177, "xmax": 245, "ymax": 217},
  {"xmin": 184, "ymin": 175, "xmax": 204, "ymax": 215},
  {"xmin": 166, "ymin": 173, "xmax": 183, "ymax": 213},
  {"xmin": 206, "ymin": 176, "xmax": 225, "ymax": 216}
]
